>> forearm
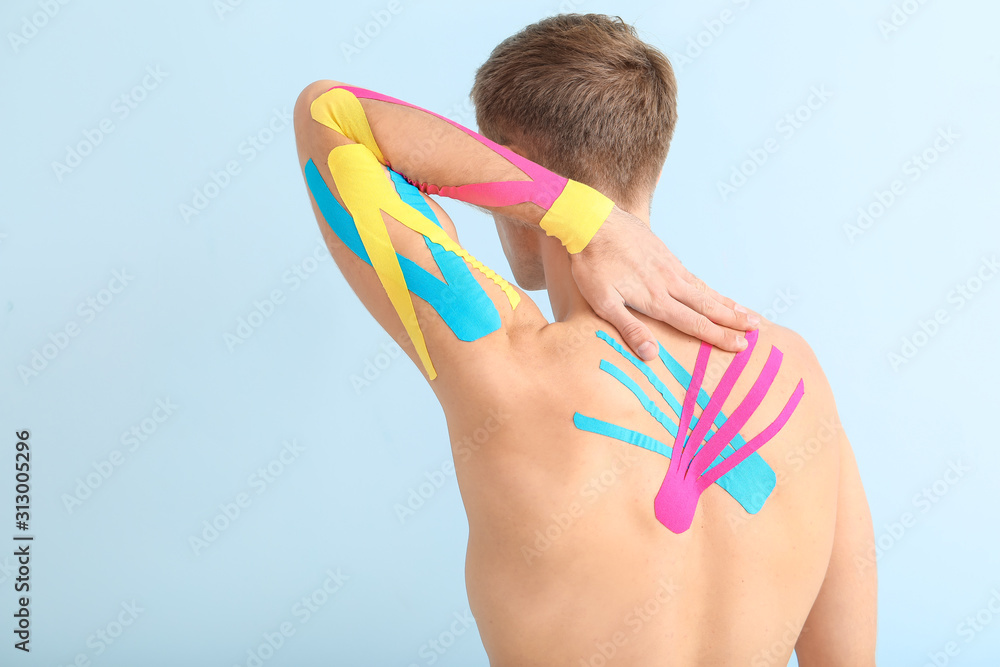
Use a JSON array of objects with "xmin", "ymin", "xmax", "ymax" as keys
[
  {"xmin": 297, "ymin": 79, "xmax": 757, "ymax": 360},
  {"xmin": 309, "ymin": 82, "xmax": 616, "ymax": 253}
]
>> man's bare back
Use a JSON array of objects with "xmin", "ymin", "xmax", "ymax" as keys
[
  {"xmin": 293, "ymin": 15, "xmax": 876, "ymax": 662},
  {"xmin": 438, "ymin": 313, "xmax": 874, "ymax": 666}
]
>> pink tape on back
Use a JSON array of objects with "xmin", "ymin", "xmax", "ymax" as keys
[
  {"xmin": 653, "ymin": 329, "xmax": 805, "ymax": 533},
  {"xmin": 688, "ymin": 346, "xmax": 782, "ymax": 480},
  {"xmin": 699, "ymin": 380, "xmax": 804, "ymax": 490},
  {"xmin": 332, "ymin": 86, "xmax": 569, "ymax": 209}
]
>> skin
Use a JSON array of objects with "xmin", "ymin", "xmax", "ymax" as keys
[
  {"xmin": 473, "ymin": 208, "xmax": 878, "ymax": 667},
  {"xmin": 300, "ymin": 82, "xmax": 759, "ymax": 361},
  {"xmin": 294, "ymin": 80, "xmax": 878, "ymax": 666}
]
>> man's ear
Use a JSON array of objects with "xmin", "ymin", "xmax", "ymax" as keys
[{"xmin": 656, "ymin": 167, "xmax": 664, "ymax": 188}]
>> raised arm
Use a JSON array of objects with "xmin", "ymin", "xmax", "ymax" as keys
[
  {"xmin": 313, "ymin": 83, "xmax": 613, "ymax": 253},
  {"xmin": 295, "ymin": 79, "xmax": 545, "ymax": 386},
  {"xmin": 299, "ymin": 80, "xmax": 756, "ymax": 361}
]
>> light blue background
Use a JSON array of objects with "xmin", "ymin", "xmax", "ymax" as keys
[{"xmin": 1, "ymin": 0, "xmax": 998, "ymax": 665}]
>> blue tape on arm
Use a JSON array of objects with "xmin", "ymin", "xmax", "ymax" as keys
[
  {"xmin": 386, "ymin": 170, "xmax": 502, "ymax": 340},
  {"xmin": 305, "ymin": 159, "xmax": 501, "ymax": 342}
]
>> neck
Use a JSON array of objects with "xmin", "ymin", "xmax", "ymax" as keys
[{"xmin": 541, "ymin": 201, "xmax": 652, "ymax": 322}]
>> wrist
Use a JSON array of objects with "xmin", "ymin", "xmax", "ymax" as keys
[{"xmin": 538, "ymin": 179, "xmax": 616, "ymax": 254}]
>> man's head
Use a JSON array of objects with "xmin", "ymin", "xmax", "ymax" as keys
[{"xmin": 471, "ymin": 14, "xmax": 678, "ymax": 289}]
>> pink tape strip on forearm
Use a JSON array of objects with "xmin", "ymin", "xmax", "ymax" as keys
[{"xmin": 331, "ymin": 86, "xmax": 569, "ymax": 210}]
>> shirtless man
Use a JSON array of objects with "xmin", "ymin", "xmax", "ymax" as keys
[{"xmin": 293, "ymin": 13, "xmax": 876, "ymax": 666}]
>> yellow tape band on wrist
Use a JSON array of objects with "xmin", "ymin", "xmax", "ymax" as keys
[{"xmin": 538, "ymin": 180, "xmax": 615, "ymax": 254}]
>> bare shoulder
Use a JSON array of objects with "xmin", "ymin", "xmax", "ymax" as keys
[
  {"xmin": 758, "ymin": 320, "xmax": 833, "ymax": 402},
  {"xmin": 755, "ymin": 320, "xmax": 846, "ymax": 486},
  {"xmin": 758, "ymin": 319, "xmax": 816, "ymax": 363}
]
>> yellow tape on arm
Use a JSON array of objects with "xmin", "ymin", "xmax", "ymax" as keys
[
  {"xmin": 311, "ymin": 88, "xmax": 386, "ymax": 164},
  {"xmin": 328, "ymin": 144, "xmax": 520, "ymax": 380},
  {"xmin": 329, "ymin": 145, "xmax": 434, "ymax": 378},
  {"xmin": 538, "ymin": 180, "xmax": 615, "ymax": 254},
  {"xmin": 386, "ymin": 209, "xmax": 521, "ymax": 313}
]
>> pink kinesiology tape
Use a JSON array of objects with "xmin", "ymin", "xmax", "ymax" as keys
[
  {"xmin": 654, "ymin": 329, "xmax": 805, "ymax": 533},
  {"xmin": 333, "ymin": 86, "xmax": 570, "ymax": 209}
]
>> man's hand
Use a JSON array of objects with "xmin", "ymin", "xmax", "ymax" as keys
[
  {"xmin": 569, "ymin": 208, "xmax": 759, "ymax": 360},
  {"xmin": 300, "ymin": 81, "xmax": 756, "ymax": 361}
]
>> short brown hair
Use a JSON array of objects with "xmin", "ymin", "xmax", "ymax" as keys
[{"xmin": 471, "ymin": 14, "xmax": 678, "ymax": 210}]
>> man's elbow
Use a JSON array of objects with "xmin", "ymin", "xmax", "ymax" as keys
[{"xmin": 294, "ymin": 79, "xmax": 345, "ymax": 135}]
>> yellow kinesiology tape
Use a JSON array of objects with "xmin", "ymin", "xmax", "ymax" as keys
[
  {"xmin": 323, "ymin": 142, "xmax": 520, "ymax": 380},
  {"xmin": 310, "ymin": 88, "xmax": 386, "ymax": 164},
  {"xmin": 314, "ymin": 85, "xmax": 616, "ymax": 254},
  {"xmin": 313, "ymin": 85, "xmax": 617, "ymax": 378},
  {"xmin": 539, "ymin": 180, "xmax": 616, "ymax": 254}
]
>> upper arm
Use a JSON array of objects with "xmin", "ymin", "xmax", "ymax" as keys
[
  {"xmin": 786, "ymin": 330, "xmax": 877, "ymax": 665},
  {"xmin": 293, "ymin": 80, "xmax": 546, "ymax": 387},
  {"xmin": 795, "ymin": 429, "xmax": 877, "ymax": 666}
]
